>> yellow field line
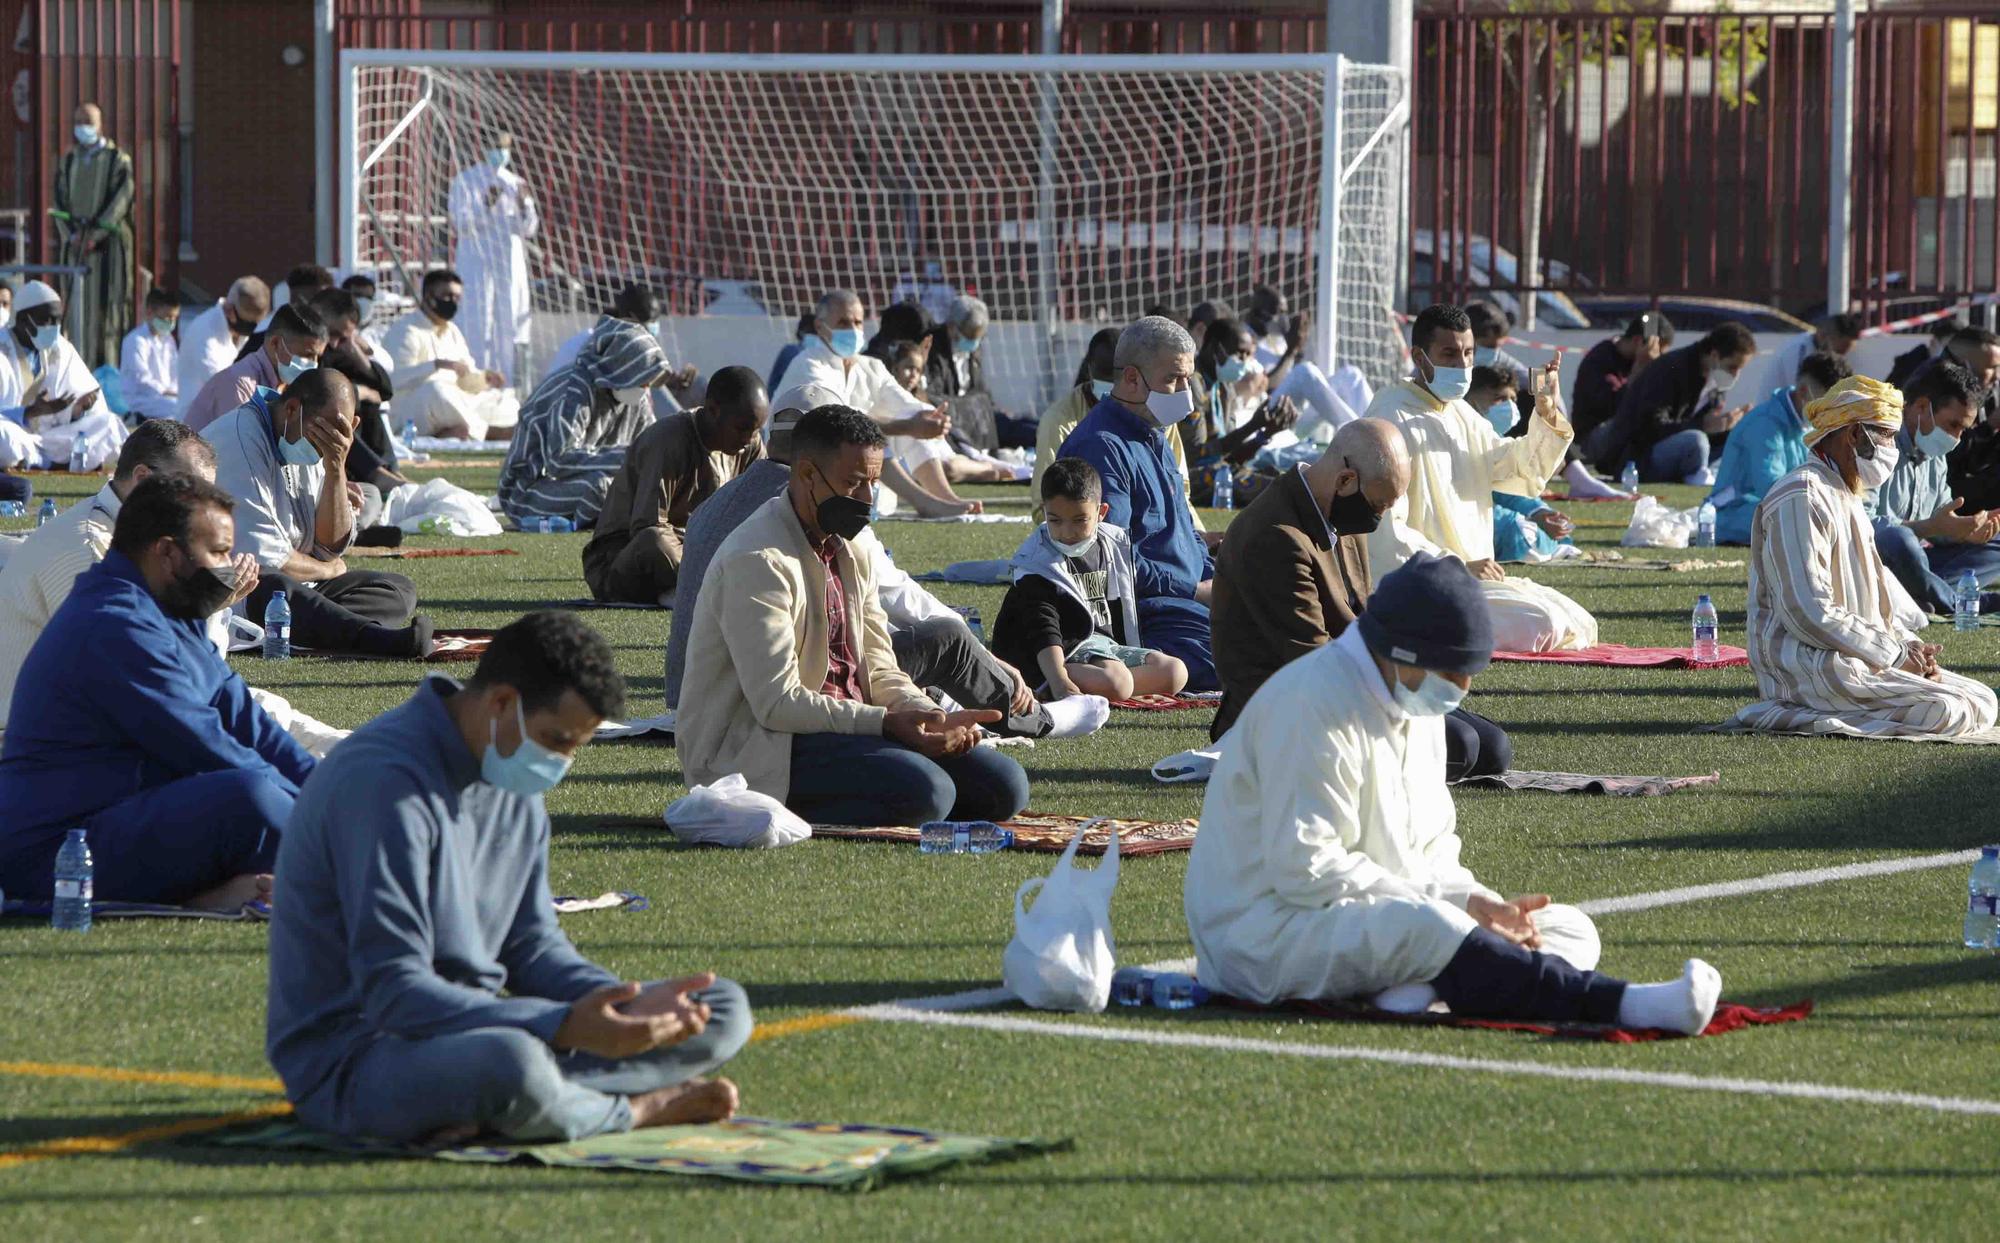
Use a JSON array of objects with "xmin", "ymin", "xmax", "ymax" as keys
[
  {"xmin": 0, "ymin": 1101, "xmax": 294, "ymax": 1170},
  {"xmin": 0, "ymin": 1060, "xmax": 284, "ymax": 1094},
  {"xmin": 747, "ymin": 1011, "xmax": 860, "ymax": 1042}
]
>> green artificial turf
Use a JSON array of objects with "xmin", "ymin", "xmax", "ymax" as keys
[{"xmin": 3, "ymin": 468, "xmax": 1998, "ymax": 1241}]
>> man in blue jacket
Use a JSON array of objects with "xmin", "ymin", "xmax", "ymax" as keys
[
  {"xmin": 1059, "ymin": 315, "xmax": 1220, "ymax": 690},
  {"xmin": 0, "ymin": 474, "xmax": 312, "ymax": 910},
  {"xmin": 1706, "ymin": 350, "xmax": 1852, "ymax": 545}
]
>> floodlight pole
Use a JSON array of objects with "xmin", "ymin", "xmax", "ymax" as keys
[
  {"xmin": 1827, "ymin": 0, "xmax": 1855, "ymax": 317},
  {"xmin": 1035, "ymin": 0, "xmax": 1064, "ymax": 407},
  {"xmin": 1314, "ymin": 54, "xmax": 1345, "ymax": 373}
]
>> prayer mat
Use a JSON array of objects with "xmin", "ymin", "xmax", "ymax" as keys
[
  {"xmin": 203, "ymin": 1116, "xmax": 1069, "ymax": 1191},
  {"xmin": 1492, "ymin": 643, "xmax": 1748, "ymax": 669},
  {"xmin": 813, "ymin": 811, "xmax": 1197, "ymax": 857},
  {"xmin": 1545, "ymin": 552, "xmax": 1746, "ymax": 574},
  {"xmin": 1700, "ymin": 721, "xmax": 2000, "ymax": 745},
  {"xmin": 557, "ymin": 598, "xmax": 669, "ymax": 611},
  {"xmin": 876, "ymin": 511, "xmax": 1030, "ymax": 524},
  {"xmin": 913, "ymin": 559, "xmax": 1014, "ymax": 585},
  {"xmin": 551, "ymin": 891, "xmax": 650, "ymax": 914},
  {"xmin": 1220, "ymin": 994, "xmax": 1812, "ymax": 1043},
  {"xmin": 350, "ymin": 547, "xmax": 519, "ymax": 560},
  {"xmin": 297, "ymin": 629, "xmax": 491, "ymax": 663},
  {"xmin": 0, "ymin": 898, "xmax": 269, "ymax": 921},
  {"xmin": 1109, "ymin": 691, "xmax": 1223, "ymax": 711},
  {"xmin": 1538, "ymin": 491, "xmax": 1640, "ymax": 503},
  {"xmin": 594, "ymin": 711, "xmax": 677, "ymax": 739},
  {"xmin": 1453, "ymin": 769, "xmax": 1720, "ymax": 797}
]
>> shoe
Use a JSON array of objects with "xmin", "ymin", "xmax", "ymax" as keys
[{"xmin": 353, "ymin": 524, "xmax": 405, "ymax": 548}]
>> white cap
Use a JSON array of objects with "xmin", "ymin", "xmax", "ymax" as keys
[
  {"xmin": 13, "ymin": 280, "xmax": 59, "ymax": 313},
  {"xmin": 770, "ymin": 382, "xmax": 843, "ymax": 427}
]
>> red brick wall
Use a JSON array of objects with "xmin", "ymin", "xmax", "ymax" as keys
[{"xmin": 184, "ymin": 0, "xmax": 316, "ymax": 297}]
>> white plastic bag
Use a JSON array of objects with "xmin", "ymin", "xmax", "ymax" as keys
[
  {"xmin": 1620, "ymin": 495, "xmax": 1698, "ymax": 549},
  {"xmin": 663, "ymin": 773, "xmax": 810, "ymax": 849},
  {"xmin": 381, "ymin": 477, "xmax": 505, "ymax": 537},
  {"xmin": 1002, "ymin": 827, "xmax": 1120, "ymax": 1012}
]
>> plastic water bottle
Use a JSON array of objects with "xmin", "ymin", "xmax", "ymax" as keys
[
  {"xmin": 918, "ymin": 821, "xmax": 1012, "ymax": 854},
  {"xmin": 401, "ymin": 417, "xmax": 418, "ymax": 446},
  {"xmin": 52, "ymin": 829, "xmax": 92, "ymax": 932},
  {"xmin": 953, "ymin": 605, "xmax": 984, "ymax": 644},
  {"xmin": 1619, "ymin": 461, "xmax": 1640, "ymax": 490},
  {"xmin": 1964, "ymin": 846, "xmax": 2000, "ymax": 949},
  {"xmin": 262, "ymin": 591, "xmax": 292, "ymax": 660},
  {"xmin": 535, "ymin": 515, "xmax": 553, "ymax": 534},
  {"xmin": 1691, "ymin": 593, "xmax": 1719, "ymax": 663},
  {"xmin": 1212, "ymin": 469, "xmax": 1235, "ymax": 511},
  {"xmin": 1955, "ymin": 569, "xmax": 1980, "ymax": 633},
  {"xmin": 1695, "ymin": 500, "xmax": 1716, "ymax": 548},
  {"xmin": 0, "ymin": 500, "xmax": 23, "ymax": 518},
  {"xmin": 1110, "ymin": 967, "xmax": 1210, "ymax": 1010},
  {"xmin": 68, "ymin": 438, "xmax": 87, "ymax": 474},
  {"xmin": 36, "ymin": 498, "xmax": 56, "ymax": 527}
]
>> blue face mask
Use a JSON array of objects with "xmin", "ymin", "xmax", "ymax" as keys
[
  {"xmin": 828, "ymin": 327, "xmax": 864, "ymax": 359},
  {"xmin": 1392, "ymin": 669, "xmax": 1468, "ymax": 718},
  {"xmin": 279, "ymin": 354, "xmax": 316, "ymax": 384},
  {"xmin": 1423, "ymin": 354, "xmax": 1473, "ymax": 402},
  {"xmin": 354, "ymin": 296, "xmax": 374, "ymax": 323},
  {"xmin": 953, "ymin": 334, "xmax": 981, "ymax": 356},
  {"xmin": 277, "ymin": 404, "xmax": 321, "ymax": 467},
  {"xmin": 30, "ymin": 322, "xmax": 59, "ymax": 351},
  {"xmin": 485, "ymin": 147, "xmax": 510, "ymax": 170},
  {"xmin": 1090, "ymin": 379, "xmax": 1114, "ymax": 400},
  {"xmin": 1473, "ymin": 345, "xmax": 1499, "ymax": 367},
  {"xmin": 73, "ymin": 124, "xmax": 99, "ymax": 146},
  {"xmin": 482, "ymin": 698, "xmax": 573, "ymax": 795},
  {"xmin": 150, "ymin": 316, "xmax": 176, "ymax": 337},
  {"xmin": 1485, "ymin": 401, "xmax": 1516, "ymax": 435},
  {"xmin": 1217, "ymin": 357, "xmax": 1252, "ymax": 385}
]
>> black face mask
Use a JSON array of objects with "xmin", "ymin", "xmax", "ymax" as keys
[
  {"xmin": 806, "ymin": 467, "xmax": 873, "ymax": 541},
  {"xmin": 428, "ymin": 296, "xmax": 460, "ymax": 322},
  {"xmin": 228, "ymin": 315, "xmax": 259, "ymax": 337},
  {"xmin": 158, "ymin": 551, "xmax": 239, "ymax": 620},
  {"xmin": 1327, "ymin": 484, "xmax": 1383, "ymax": 536}
]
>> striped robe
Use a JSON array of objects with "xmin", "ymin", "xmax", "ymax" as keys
[
  {"xmin": 1725, "ymin": 458, "xmax": 1997, "ymax": 737},
  {"xmin": 496, "ymin": 317, "xmax": 667, "ymax": 527},
  {"xmin": 53, "ymin": 140, "xmax": 134, "ymax": 371}
]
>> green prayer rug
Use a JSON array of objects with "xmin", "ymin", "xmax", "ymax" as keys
[{"xmin": 204, "ymin": 1116, "xmax": 1069, "ymax": 1191}]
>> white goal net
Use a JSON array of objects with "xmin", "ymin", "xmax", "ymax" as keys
[{"xmin": 342, "ymin": 52, "xmax": 1408, "ymax": 410}]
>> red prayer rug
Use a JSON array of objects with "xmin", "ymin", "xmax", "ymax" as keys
[
  {"xmin": 1223, "ymin": 994, "xmax": 1812, "ymax": 1042},
  {"xmin": 1109, "ymin": 692, "xmax": 1223, "ymax": 711},
  {"xmin": 811, "ymin": 812, "xmax": 1197, "ymax": 856},
  {"xmin": 1492, "ymin": 643, "xmax": 1748, "ymax": 669}
]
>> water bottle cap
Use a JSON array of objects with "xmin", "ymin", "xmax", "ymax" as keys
[
  {"xmin": 1984, "ymin": 845, "xmax": 2000, "ymax": 858},
  {"xmin": 65, "ymin": 827, "xmax": 85, "ymax": 842},
  {"xmin": 1697, "ymin": 593, "xmax": 1711, "ymax": 604}
]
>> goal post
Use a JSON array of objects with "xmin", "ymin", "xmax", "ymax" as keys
[{"xmin": 338, "ymin": 48, "xmax": 1408, "ymax": 409}]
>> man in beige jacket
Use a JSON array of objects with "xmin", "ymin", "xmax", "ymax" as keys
[{"xmin": 675, "ymin": 404, "xmax": 1031, "ymax": 826}]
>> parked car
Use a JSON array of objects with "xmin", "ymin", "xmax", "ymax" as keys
[
  {"xmin": 1408, "ymin": 229, "xmax": 1593, "ymax": 329},
  {"xmin": 1570, "ymin": 296, "xmax": 1810, "ymax": 335}
]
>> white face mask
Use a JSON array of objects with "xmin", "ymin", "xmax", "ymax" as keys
[
  {"xmin": 1391, "ymin": 669, "xmax": 1468, "ymax": 718},
  {"xmin": 1048, "ymin": 530, "xmax": 1096, "ymax": 558},
  {"xmin": 1141, "ymin": 376, "xmax": 1196, "ymax": 426},
  {"xmin": 1707, "ymin": 366, "xmax": 1740, "ymax": 394},
  {"xmin": 30, "ymin": 321, "xmax": 59, "ymax": 351},
  {"xmin": 1853, "ymin": 438, "xmax": 1899, "ymax": 490},
  {"xmin": 611, "ymin": 385, "xmax": 648, "ymax": 406},
  {"xmin": 0, "ymin": 308, "xmax": 9, "ymax": 331}
]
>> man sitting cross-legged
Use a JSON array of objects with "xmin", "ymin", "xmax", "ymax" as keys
[
  {"xmin": 267, "ymin": 611, "xmax": 750, "ymax": 1144},
  {"xmin": 0, "ymin": 476, "xmax": 314, "ymax": 911},
  {"xmin": 676, "ymin": 404, "xmax": 1032, "ymax": 827},
  {"xmin": 1723, "ymin": 375, "xmax": 1999, "ymax": 738},
  {"xmin": 1185, "ymin": 552, "xmax": 1722, "ymax": 1035}
]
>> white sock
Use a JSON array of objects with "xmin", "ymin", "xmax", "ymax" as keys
[
  {"xmin": 1615, "ymin": 958, "xmax": 1722, "ymax": 1035},
  {"xmin": 1044, "ymin": 694, "xmax": 1111, "ymax": 739},
  {"xmin": 1563, "ymin": 459, "xmax": 1627, "ymax": 499},
  {"xmin": 1371, "ymin": 982, "xmax": 1439, "ymax": 1014}
]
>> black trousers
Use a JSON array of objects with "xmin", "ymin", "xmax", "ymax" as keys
[
  {"xmin": 892, "ymin": 616, "xmax": 1053, "ymax": 738},
  {"xmin": 1432, "ymin": 928, "xmax": 1627, "ymax": 1024},
  {"xmin": 247, "ymin": 569, "xmax": 417, "ymax": 652},
  {"xmin": 1443, "ymin": 706, "xmax": 1512, "ymax": 782}
]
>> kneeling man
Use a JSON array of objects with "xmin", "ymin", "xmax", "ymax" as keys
[
  {"xmin": 1185, "ymin": 553, "xmax": 1720, "ymax": 1034},
  {"xmin": 267, "ymin": 611, "xmax": 750, "ymax": 1144}
]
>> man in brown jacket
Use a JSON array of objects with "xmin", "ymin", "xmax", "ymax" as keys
[
  {"xmin": 1209, "ymin": 419, "xmax": 1514, "ymax": 780},
  {"xmin": 582, "ymin": 366, "xmax": 769, "ymax": 604}
]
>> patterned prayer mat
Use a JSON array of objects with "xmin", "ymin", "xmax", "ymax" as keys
[
  {"xmin": 204, "ymin": 1116, "xmax": 1069, "ymax": 1190},
  {"xmin": 813, "ymin": 811, "xmax": 1197, "ymax": 856},
  {"xmin": 1108, "ymin": 691, "xmax": 1223, "ymax": 711},
  {"xmin": 1453, "ymin": 769, "xmax": 1721, "ymax": 797},
  {"xmin": 1220, "ymin": 995, "xmax": 1812, "ymax": 1043},
  {"xmin": 1492, "ymin": 643, "xmax": 1748, "ymax": 669},
  {"xmin": 1700, "ymin": 722, "xmax": 2000, "ymax": 746},
  {"xmin": 297, "ymin": 629, "xmax": 491, "ymax": 663},
  {"xmin": 350, "ymin": 547, "xmax": 519, "ymax": 559},
  {"xmin": 556, "ymin": 597, "xmax": 669, "ymax": 611}
]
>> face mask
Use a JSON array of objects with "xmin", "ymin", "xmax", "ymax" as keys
[
  {"xmin": 1090, "ymin": 379, "xmax": 1114, "ymax": 400},
  {"xmin": 160, "ymin": 556, "xmax": 240, "ymax": 620},
  {"xmin": 354, "ymin": 296, "xmax": 374, "ymax": 322},
  {"xmin": 481, "ymin": 698, "xmax": 572, "ymax": 796},
  {"xmin": 73, "ymin": 124, "xmax": 99, "ymax": 146},
  {"xmin": 485, "ymin": 147, "xmax": 511, "ymax": 170},
  {"xmin": 1327, "ymin": 484, "xmax": 1383, "ymax": 536},
  {"xmin": 277, "ymin": 407, "xmax": 321, "ymax": 467},
  {"xmin": 1143, "ymin": 382, "xmax": 1196, "ymax": 427},
  {"xmin": 30, "ymin": 321, "xmax": 59, "ymax": 351},
  {"xmin": 1853, "ymin": 438, "xmax": 1898, "ymax": 490},
  {"xmin": 953, "ymin": 335, "xmax": 981, "ymax": 356},
  {"xmin": 1473, "ymin": 345, "xmax": 1499, "ymax": 367},
  {"xmin": 428, "ymin": 296, "xmax": 460, "ymax": 322},
  {"xmin": 278, "ymin": 348, "xmax": 316, "ymax": 384},
  {"xmin": 808, "ymin": 465, "xmax": 872, "ymax": 540},
  {"xmin": 228, "ymin": 314, "xmax": 258, "ymax": 337},
  {"xmin": 1422, "ymin": 354, "xmax": 1472, "ymax": 401},
  {"xmin": 1049, "ymin": 530, "xmax": 1097, "ymax": 558},
  {"xmin": 1915, "ymin": 416, "xmax": 1960, "ymax": 460},
  {"xmin": 1485, "ymin": 402, "xmax": 1516, "ymax": 435},
  {"xmin": 827, "ymin": 327, "xmax": 863, "ymax": 359},
  {"xmin": 650, "ymin": 319, "xmax": 666, "ymax": 340},
  {"xmin": 1216, "ymin": 357, "xmax": 1252, "ymax": 385},
  {"xmin": 150, "ymin": 316, "xmax": 175, "ymax": 336},
  {"xmin": 1707, "ymin": 366, "xmax": 1739, "ymax": 394},
  {"xmin": 611, "ymin": 385, "xmax": 648, "ymax": 406},
  {"xmin": 1392, "ymin": 669, "xmax": 1467, "ymax": 718},
  {"xmin": 0, "ymin": 308, "xmax": 8, "ymax": 330}
]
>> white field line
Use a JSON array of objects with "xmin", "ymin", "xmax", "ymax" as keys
[
  {"xmin": 1573, "ymin": 849, "xmax": 1981, "ymax": 916},
  {"xmin": 845, "ymin": 1004, "xmax": 2000, "ymax": 1118}
]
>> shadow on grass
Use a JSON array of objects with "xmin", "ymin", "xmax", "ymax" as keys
[
  {"xmin": 1767, "ymin": 955, "xmax": 2000, "ymax": 1007},
  {"xmin": 947, "ymin": 1165, "xmax": 2000, "ymax": 1188},
  {"xmin": 746, "ymin": 979, "xmax": 1000, "ymax": 1007}
]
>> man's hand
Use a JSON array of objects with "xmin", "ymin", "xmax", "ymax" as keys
[
  {"xmin": 1702, "ymin": 403, "xmax": 1750, "ymax": 435},
  {"xmin": 554, "ymin": 982, "xmax": 683, "ymax": 1059},
  {"xmin": 1919, "ymin": 497, "xmax": 1993, "ymax": 545},
  {"xmin": 1202, "ymin": 529, "xmax": 1226, "ymax": 551},
  {"xmin": 22, "ymin": 394, "xmax": 69, "ymax": 419},
  {"xmin": 1899, "ymin": 640, "xmax": 1943, "ymax": 681},
  {"xmin": 483, "ymin": 369, "xmax": 505, "ymax": 389},
  {"xmin": 884, "ymin": 707, "xmax": 997, "ymax": 758},
  {"xmin": 1533, "ymin": 509, "xmax": 1574, "ymax": 540},
  {"xmin": 436, "ymin": 358, "xmax": 472, "ymax": 377},
  {"xmin": 892, "ymin": 407, "xmax": 950, "ymax": 440},
  {"xmin": 668, "ymin": 363, "xmax": 699, "ymax": 391},
  {"xmin": 1283, "ymin": 309, "xmax": 1311, "ymax": 357},
  {"xmin": 1000, "ymin": 660, "xmax": 1036, "ymax": 718},
  {"xmin": 1533, "ymin": 359, "xmax": 1565, "ymax": 425},
  {"xmin": 619, "ymin": 973, "xmax": 715, "ymax": 1050},
  {"xmin": 1465, "ymin": 557, "xmax": 1507, "ymax": 582},
  {"xmin": 1257, "ymin": 395, "xmax": 1300, "ymax": 434},
  {"xmin": 1466, "ymin": 893, "xmax": 1549, "ymax": 949},
  {"xmin": 304, "ymin": 411, "xmax": 355, "ymax": 468},
  {"xmin": 224, "ymin": 554, "xmax": 260, "ymax": 608}
]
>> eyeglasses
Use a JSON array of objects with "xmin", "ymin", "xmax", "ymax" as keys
[{"xmin": 1852, "ymin": 427, "xmax": 1896, "ymax": 459}]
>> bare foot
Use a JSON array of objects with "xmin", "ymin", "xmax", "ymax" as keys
[
  {"xmin": 186, "ymin": 873, "xmax": 273, "ymax": 913},
  {"xmin": 912, "ymin": 494, "xmax": 976, "ymax": 519},
  {"xmin": 628, "ymin": 1077, "xmax": 740, "ymax": 1129}
]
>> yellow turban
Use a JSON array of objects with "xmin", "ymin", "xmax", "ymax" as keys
[{"xmin": 1803, "ymin": 375, "xmax": 1903, "ymax": 448}]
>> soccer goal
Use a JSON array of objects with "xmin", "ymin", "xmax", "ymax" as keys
[{"xmin": 339, "ymin": 49, "xmax": 1408, "ymax": 409}]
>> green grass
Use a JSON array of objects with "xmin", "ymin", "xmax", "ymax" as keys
[{"xmin": 4, "ymin": 467, "xmax": 1999, "ymax": 1241}]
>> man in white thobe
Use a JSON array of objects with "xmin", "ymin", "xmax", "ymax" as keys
[
  {"xmin": 1185, "ymin": 552, "xmax": 1721, "ymax": 1035},
  {"xmin": 1365, "ymin": 303, "xmax": 1596, "ymax": 652},
  {"xmin": 774, "ymin": 288, "xmax": 972, "ymax": 517},
  {"xmin": 118, "ymin": 288, "xmax": 180, "ymax": 421},
  {"xmin": 1723, "ymin": 375, "xmax": 1998, "ymax": 739},
  {"xmin": 380, "ymin": 270, "xmax": 520, "ymax": 441},
  {"xmin": 0, "ymin": 280, "xmax": 123, "ymax": 472},
  {"xmin": 447, "ymin": 132, "xmax": 539, "ymax": 386},
  {"xmin": 176, "ymin": 277, "xmax": 271, "ymax": 419}
]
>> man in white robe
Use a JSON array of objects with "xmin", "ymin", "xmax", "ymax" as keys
[
  {"xmin": 176, "ymin": 277, "xmax": 270, "ymax": 419},
  {"xmin": 118, "ymin": 288, "xmax": 181, "ymax": 422},
  {"xmin": 774, "ymin": 288, "xmax": 974, "ymax": 518},
  {"xmin": 1185, "ymin": 552, "xmax": 1721, "ymax": 1035},
  {"xmin": 0, "ymin": 280, "xmax": 124, "ymax": 473},
  {"xmin": 380, "ymin": 270, "xmax": 520, "ymax": 441},
  {"xmin": 1724, "ymin": 375, "xmax": 1999, "ymax": 738},
  {"xmin": 1365, "ymin": 303, "xmax": 1596, "ymax": 652},
  {"xmin": 447, "ymin": 133, "xmax": 539, "ymax": 386}
]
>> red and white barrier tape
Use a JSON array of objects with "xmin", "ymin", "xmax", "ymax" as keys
[{"xmin": 1859, "ymin": 294, "xmax": 2000, "ymax": 338}]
